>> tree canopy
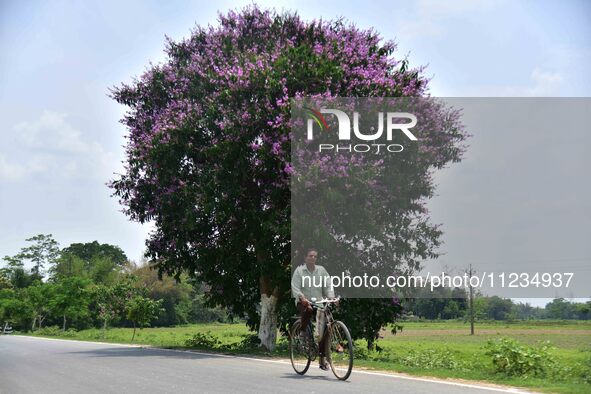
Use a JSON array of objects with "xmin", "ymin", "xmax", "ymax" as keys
[
  {"xmin": 17, "ymin": 234, "xmax": 60, "ymax": 279},
  {"xmin": 61, "ymin": 241, "xmax": 128, "ymax": 266}
]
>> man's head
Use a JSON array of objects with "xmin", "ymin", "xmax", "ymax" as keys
[{"xmin": 304, "ymin": 248, "xmax": 318, "ymax": 267}]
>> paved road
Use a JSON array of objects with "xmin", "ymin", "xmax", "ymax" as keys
[{"xmin": 0, "ymin": 336, "xmax": 535, "ymax": 394}]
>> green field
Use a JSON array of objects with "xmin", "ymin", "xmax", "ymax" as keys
[{"xmin": 29, "ymin": 320, "xmax": 591, "ymax": 394}]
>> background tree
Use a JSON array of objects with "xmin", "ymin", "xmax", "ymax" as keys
[
  {"xmin": 126, "ymin": 295, "xmax": 163, "ymax": 341},
  {"xmin": 186, "ymin": 278, "xmax": 230, "ymax": 323},
  {"xmin": 25, "ymin": 282, "xmax": 56, "ymax": 330},
  {"xmin": 132, "ymin": 264, "xmax": 193, "ymax": 326},
  {"xmin": 109, "ymin": 6, "xmax": 468, "ymax": 350},
  {"xmin": 487, "ymin": 296, "xmax": 514, "ymax": 321},
  {"xmin": 87, "ymin": 256, "xmax": 120, "ymax": 285},
  {"xmin": 17, "ymin": 234, "xmax": 60, "ymax": 280},
  {"xmin": 51, "ymin": 277, "xmax": 91, "ymax": 331},
  {"xmin": 1, "ymin": 255, "xmax": 34, "ymax": 289},
  {"xmin": 473, "ymin": 297, "xmax": 489, "ymax": 320},
  {"xmin": 574, "ymin": 302, "xmax": 591, "ymax": 320},
  {"xmin": 61, "ymin": 241, "xmax": 128, "ymax": 267},
  {"xmin": 0, "ymin": 288, "xmax": 33, "ymax": 329},
  {"xmin": 404, "ymin": 286, "xmax": 467, "ymax": 320},
  {"xmin": 52, "ymin": 241, "xmax": 128, "ymax": 284},
  {"xmin": 442, "ymin": 300, "xmax": 462, "ymax": 319},
  {"xmin": 92, "ymin": 276, "xmax": 136, "ymax": 337},
  {"xmin": 512, "ymin": 302, "xmax": 544, "ymax": 320},
  {"xmin": 0, "ymin": 275, "xmax": 12, "ymax": 290},
  {"xmin": 49, "ymin": 253, "xmax": 87, "ymax": 281},
  {"xmin": 2, "ymin": 235, "xmax": 238, "ymax": 331},
  {"xmin": 545, "ymin": 298, "xmax": 576, "ymax": 320},
  {"xmin": 0, "ymin": 286, "xmax": 15, "ymax": 325}
]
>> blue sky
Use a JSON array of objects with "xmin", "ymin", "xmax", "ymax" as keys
[{"xmin": 1, "ymin": 1, "xmax": 589, "ymax": 304}]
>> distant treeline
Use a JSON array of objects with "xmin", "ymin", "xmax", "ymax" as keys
[
  {"xmin": 2, "ymin": 235, "xmax": 589, "ymax": 334},
  {"xmin": 403, "ymin": 287, "xmax": 590, "ymax": 320},
  {"xmin": 0, "ymin": 235, "xmax": 231, "ymax": 333}
]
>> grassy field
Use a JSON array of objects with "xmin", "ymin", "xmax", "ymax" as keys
[{"xmin": 28, "ymin": 320, "xmax": 591, "ymax": 394}]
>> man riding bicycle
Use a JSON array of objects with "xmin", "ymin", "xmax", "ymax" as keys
[{"xmin": 291, "ymin": 248, "xmax": 334, "ymax": 371}]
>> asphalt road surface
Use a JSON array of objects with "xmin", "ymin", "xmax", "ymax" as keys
[{"xmin": 0, "ymin": 336, "xmax": 536, "ymax": 394}]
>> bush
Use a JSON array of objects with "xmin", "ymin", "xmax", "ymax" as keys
[
  {"xmin": 184, "ymin": 331, "xmax": 221, "ymax": 349},
  {"xmin": 34, "ymin": 326, "xmax": 61, "ymax": 336},
  {"xmin": 485, "ymin": 337, "xmax": 553, "ymax": 377},
  {"xmin": 34, "ymin": 326, "xmax": 78, "ymax": 337},
  {"xmin": 185, "ymin": 331, "xmax": 264, "ymax": 352},
  {"xmin": 236, "ymin": 334, "xmax": 261, "ymax": 351},
  {"xmin": 353, "ymin": 344, "xmax": 369, "ymax": 360},
  {"xmin": 580, "ymin": 348, "xmax": 591, "ymax": 384},
  {"xmin": 61, "ymin": 328, "xmax": 78, "ymax": 337}
]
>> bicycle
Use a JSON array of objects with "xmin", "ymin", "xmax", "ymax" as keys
[{"xmin": 289, "ymin": 297, "xmax": 353, "ymax": 380}]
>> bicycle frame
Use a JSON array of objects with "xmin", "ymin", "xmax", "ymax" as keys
[
  {"xmin": 312, "ymin": 302, "xmax": 334, "ymax": 344},
  {"xmin": 310, "ymin": 298, "xmax": 339, "ymax": 349}
]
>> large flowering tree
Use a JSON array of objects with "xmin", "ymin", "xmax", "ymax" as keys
[{"xmin": 110, "ymin": 6, "xmax": 467, "ymax": 350}]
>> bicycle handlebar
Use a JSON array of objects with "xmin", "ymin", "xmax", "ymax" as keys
[{"xmin": 310, "ymin": 296, "xmax": 341, "ymax": 306}]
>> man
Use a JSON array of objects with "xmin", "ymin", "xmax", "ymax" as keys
[{"xmin": 291, "ymin": 248, "xmax": 334, "ymax": 370}]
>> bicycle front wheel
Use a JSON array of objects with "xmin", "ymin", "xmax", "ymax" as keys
[
  {"xmin": 328, "ymin": 320, "xmax": 353, "ymax": 380},
  {"xmin": 289, "ymin": 320, "xmax": 312, "ymax": 375}
]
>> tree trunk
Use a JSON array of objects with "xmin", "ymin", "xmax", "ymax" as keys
[
  {"xmin": 31, "ymin": 317, "xmax": 36, "ymax": 332},
  {"xmin": 102, "ymin": 319, "xmax": 107, "ymax": 339},
  {"xmin": 258, "ymin": 293, "xmax": 278, "ymax": 351},
  {"xmin": 63, "ymin": 314, "xmax": 67, "ymax": 331},
  {"xmin": 257, "ymin": 275, "xmax": 280, "ymax": 351},
  {"xmin": 132, "ymin": 322, "xmax": 136, "ymax": 342}
]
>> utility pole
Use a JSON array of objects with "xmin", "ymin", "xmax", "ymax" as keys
[{"xmin": 468, "ymin": 264, "xmax": 475, "ymax": 335}]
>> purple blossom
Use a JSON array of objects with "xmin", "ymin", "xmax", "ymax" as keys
[
  {"xmin": 283, "ymin": 163, "xmax": 294, "ymax": 175},
  {"xmin": 270, "ymin": 142, "xmax": 281, "ymax": 155}
]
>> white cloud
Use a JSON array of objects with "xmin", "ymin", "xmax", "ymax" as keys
[
  {"xmin": 498, "ymin": 68, "xmax": 563, "ymax": 96},
  {"xmin": 526, "ymin": 68, "xmax": 563, "ymax": 96},
  {"xmin": 453, "ymin": 67, "xmax": 564, "ymax": 96},
  {"xmin": 15, "ymin": 110, "xmax": 104, "ymax": 155},
  {"xmin": 0, "ymin": 110, "xmax": 116, "ymax": 181},
  {"xmin": 400, "ymin": 0, "xmax": 502, "ymax": 39},
  {"xmin": 0, "ymin": 154, "xmax": 28, "ymax": 181},
  {"xmin": 0, "ymin": 153, "xmax": 56, "ymax": 181}
]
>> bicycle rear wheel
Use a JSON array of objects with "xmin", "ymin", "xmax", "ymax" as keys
[
  {"xmin": 289, "ymin": 320, "xmax": 312, "ymax": 375},
  {"xmin": 328, "ymin": 320, "xmax": 353, "ymax": 380}
]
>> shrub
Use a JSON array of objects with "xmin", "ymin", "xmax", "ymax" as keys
[
  {"xmin": 61, "ymin": 328, "xmax": 78, "ymax": 337},
  {"xmin": 185, "ymin": 331, "xmax": 266, "ymax": 352},
  {"xmin": 184, "ymin": 331, "xmax": 221, "ymax": 349},
  {"xmin": 485, "ymin": 337, "xmax": 553, "ymax": 378},
  {"xmin": 34, "ymin": 326, "xmax": 78, "ymax": 337},
  {"xmin": 35, "ymin": 326, "xmax": 62, "ymax": 336},
  {"xmin": 580, "ymin": 348, "xmax": 591, "ymax": 384},
  {"xmin": 353, "ymin": 344, "xmax": 369, "ymax": 360},
  {"xmin": 237, "ymin": 334, "xmax": 261, "ymax": 351}
]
